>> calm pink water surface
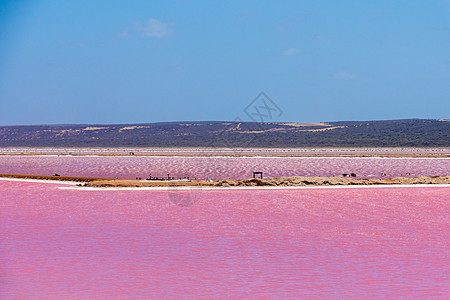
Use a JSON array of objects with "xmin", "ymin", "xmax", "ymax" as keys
[
  {"xmin": 0, "ymin": 155, "xmax": 449, "ymax": 179},
  {"xmin": 0, "ymin": 180, "xmax": 449, "ymax": 298}
]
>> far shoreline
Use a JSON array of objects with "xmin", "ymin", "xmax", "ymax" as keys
[{"xmin": 0, "ymin": 147, "xmax": 449, "ymax": 158}]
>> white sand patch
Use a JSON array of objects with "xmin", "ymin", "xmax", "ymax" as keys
[
  {"xmin": 0, "ymin": 177, "xmax": 79, "ymax": 185},
  {"xmin": 119, "ymin": 126, "xmax": 150, "ymax": 131},
  {"xmin": 82, "ymin": 127, "xmax": 108, "ymax": 131},
  {"xmin": 58, "ymin": 184, "xmax": 450, "ymax": 191}
]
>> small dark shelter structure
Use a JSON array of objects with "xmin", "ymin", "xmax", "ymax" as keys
[{"xmin": 253, "ymin": 172, "xmax": 263, "ymax": 179}]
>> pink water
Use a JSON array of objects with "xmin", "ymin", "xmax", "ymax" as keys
[
  {"xmin": 1, "ymin": 180, "xmax": 449, "ymax": 298},
  {"xmin": 0, "ymin": 155, "xmax": 449, "ymax": 179}
]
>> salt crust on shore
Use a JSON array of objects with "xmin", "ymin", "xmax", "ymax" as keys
[
  {"xmin": 58, "ymin": 184, "xmax": 450, "ymax": 191},
  {"xmin": 1, "ymin": 154, "xmax": 450, "ymax": 159},
  {"xmin": 0, "ymin": 177, "xmax": 77, "ymax": 185},
  {"xmin": 2, "ymin": 177, "xmax": 449, "ymax": 190}
]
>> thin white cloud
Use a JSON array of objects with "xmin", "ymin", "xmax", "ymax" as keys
[
  {"xmin": 276, "ymin": 17, "xmax": 304, "ymax": 32},
  {"xmin": 282, "ymin": 48, "xmax": 301, "ymax": 56},
  {"xmin": 332, "ymin": 71, "xmax": 357, "ymax": 80},
  {"xmin": 136, "ymin": 18, "xmax": 173, "ymax": 37},
  {"xmin": 117, "ymin": 30, "xmax": 130, "ymax": 38},
  {"xmin": 315, "ymin": 35, "xmax": 332, "ymax": 42}
]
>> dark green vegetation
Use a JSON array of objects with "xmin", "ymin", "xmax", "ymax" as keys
[{"xmin": 0, "ymin": 119, "xmax": 448, "ymax": 147}]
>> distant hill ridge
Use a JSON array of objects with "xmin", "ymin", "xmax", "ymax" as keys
[{"xmin": 0, "ymin": 119, "xmax": 448, "ymax": 147}]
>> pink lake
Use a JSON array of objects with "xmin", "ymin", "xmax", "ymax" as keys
[
  {"xmin": 0, "ymin": 180, "xmax": 449, "ymax": 298},
  {"xmin": 0, "ymin": 155, "xmax": 449, "ymax": 179}
]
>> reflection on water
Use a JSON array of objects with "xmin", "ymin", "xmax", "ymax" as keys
[
  {"xmin": 167, "ymin": 186, "xmax": 197, "ymax": 207},
  {"xmin": 1, "ymin": 180, "xmax": 449, "ymax": 298}
]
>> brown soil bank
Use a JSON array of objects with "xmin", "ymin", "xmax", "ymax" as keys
[
  {"xmin": 1, "ymin": 174, "xmax": 449, "ymax": 187},
  {"xmin": 84, "ymin": 175, "xmax": 450, "ymax": 188},
  {"xmin": 214, "ymin": 176, "xmax": 450, "ymax": 187}
]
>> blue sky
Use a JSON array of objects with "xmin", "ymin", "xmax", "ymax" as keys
[{"xmin": 0, "ymin": 0, "xmax": 449, "ymax": 125}]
